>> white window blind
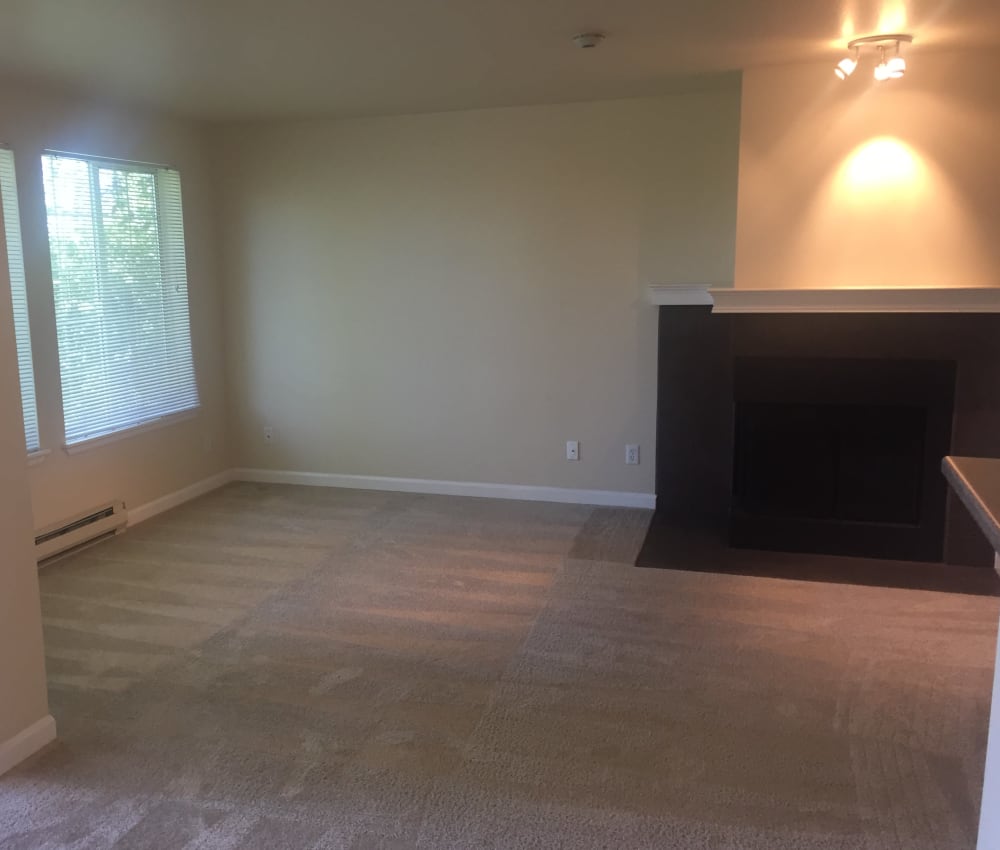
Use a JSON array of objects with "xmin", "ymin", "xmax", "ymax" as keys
[
  {"xmin": 0, "ymin": 148, "xmax": 40, "ymax": 453},
  {"xmin": 42, "ymin": 152, "xmax": 199, "ymax": 445}
]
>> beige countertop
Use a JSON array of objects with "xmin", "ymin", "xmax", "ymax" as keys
[{"xmin": 942, "ymin": 456, "xmax": 1000, "ymax": 575}]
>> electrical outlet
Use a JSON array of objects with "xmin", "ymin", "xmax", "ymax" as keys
[
  {"xmin": 264, "ymin": 427, "xmax": 274, "ymax": 443},
  {"xmin": 625, "ymin": 444, "xmax": 639, "ymax": 465},
  {"xmin": 566, "ymin": 440, "xmax": 579, "ymax": 461}
]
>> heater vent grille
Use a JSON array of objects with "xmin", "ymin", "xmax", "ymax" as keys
[
  {"xmin": 35, "ymin": 505, "xmax": 116, "ymax": 545},
  {"xmin": 35, "ymin": 501, "xmax": 127, "ymax": 563}
]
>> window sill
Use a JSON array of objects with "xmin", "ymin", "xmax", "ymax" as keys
[
  {"xmin": 27, "ymin": 449, "xmax": 50, "ymax": 467},
  {"xmin": 62, "ymin": 408, "xmax": 200, "ymax": 456}
]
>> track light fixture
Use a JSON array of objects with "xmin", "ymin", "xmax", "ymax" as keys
[
  {"xmin": 835, "ymin": 34, "xmax": 913, "ymax": 82},
  {"xmin": 834, "ymin": 48, "xmax": 859, "ymax": 80}
]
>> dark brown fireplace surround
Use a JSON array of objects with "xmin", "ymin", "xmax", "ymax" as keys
[{"xmin": 649, "ymin": 305, "xmax": 1000, "ymax": 571}]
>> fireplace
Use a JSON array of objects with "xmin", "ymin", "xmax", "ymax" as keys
[
  {"xmin": 729, "ymin": 356, "xmax": 955, "ymax": 561},
  {"xmin": 649, "ymin": 304, "xmax": 1000, "ymax": 571}
]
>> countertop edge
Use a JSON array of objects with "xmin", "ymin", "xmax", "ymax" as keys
[{"xmin": 942, "ymin": 457, "xmax": 1000, "ymax": 569}]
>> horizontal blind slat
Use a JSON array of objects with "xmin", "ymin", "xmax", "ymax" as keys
[{"xmin": 0, "ymin": 148, "xmax": 40, "ymax": 453}]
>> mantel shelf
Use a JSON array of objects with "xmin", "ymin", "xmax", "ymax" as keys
[{"xmin": 647, "ymin": 285, "xmax": 1000, "ymax": 314}]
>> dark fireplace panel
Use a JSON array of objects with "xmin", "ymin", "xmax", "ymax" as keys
[
  {"xmin": 734, "ymin": 403, "xmax": 925, "ymax": 524},
  {"xmin": 729, "ymin": 357, "xmax": 955, "ymax": 562}
]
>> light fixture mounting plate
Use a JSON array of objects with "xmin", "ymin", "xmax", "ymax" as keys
[
  {"xmin": 847, "ymin": 33, "xmax": 914, "ymax": 50},
  {"xmin": 572, "ymin": 32, "xmax": 606, "ymax": 49}
]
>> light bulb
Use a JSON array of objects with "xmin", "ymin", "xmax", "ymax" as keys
[
  {"xmin": 873, "ymin": 46, "xmax": 890, "ymax": 81},
  {"xmin": 835, "ymin": 56, "xmax": 858, "ymax": 80},
  {"xmin": 885, "ymin": 55, "xmax": 906, "ymax": 78}
]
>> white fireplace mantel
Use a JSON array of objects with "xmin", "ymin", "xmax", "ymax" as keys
[{"xmin": 647, "ymin": 285, "xmax": 1000, "ymax": 314}]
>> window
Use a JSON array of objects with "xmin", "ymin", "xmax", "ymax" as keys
[
  {"xmin": 42, "ymin": 152, "xmax": 198, "ymax": 446},
  {"xmin": 0, "ymin": 147, "xmax": 40, "ymax": 453}
]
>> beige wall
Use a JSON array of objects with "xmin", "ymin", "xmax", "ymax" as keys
[
  {"xmin": 0, "ymin": 81, "xmax": 230, "ymax": 529},
  {"xmin": 0, "ymin": 195, "xmax": 48, "ymax": 749},
  {"xmin": 213, "ymin": 87, "xmax": 740, "ymax": 496},
  {"xmin": 735, "ymin": 50, "xmax": 1000, "ymax": 290}
]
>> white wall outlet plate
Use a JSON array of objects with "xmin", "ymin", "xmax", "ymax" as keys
[
  {"xmin": 566, "ymin": 440, "xmax": 579, "ymax": 461},
  {"xmin": 264, "ymin": 427, "xmax": 274, "ymax": 443},
  {"xmin": 626, "ymin": 444, "xmax": 639, "ymax": 465}
]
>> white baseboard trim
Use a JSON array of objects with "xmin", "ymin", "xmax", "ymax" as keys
[
  {"xmin": 234, "ymin": 468, "xmax": 656, "ymax": 509},
  {"xmin": 128, "ymin": 469, "xmax": 236, "ymax": 527},
  {"xmin": 0, "ymin": 715, "xmax": 56, "ymax": 777}
]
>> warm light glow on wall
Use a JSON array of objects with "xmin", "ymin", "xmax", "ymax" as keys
[
  {"xmin": 735, "ymin": 54, "xmax": 1000, "ymax": 292},
  {"xmin": 841, "ymin": 12, "xmax": 856, "ymax": 40},
  {"xmin": 841, "ymin": 137, "xmax": 922, "ymax": 190},
  {"xmin": 877, "ymin": 1, "xmax": 909, "ymax": 35}
]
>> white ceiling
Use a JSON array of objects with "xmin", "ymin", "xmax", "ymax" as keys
[{"xmin": 1, "ymin": 0, "xmax": 998, "ymax": 121}]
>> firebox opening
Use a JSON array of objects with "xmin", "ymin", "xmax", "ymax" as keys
[
  {"xmin": 728, "ymin": 356, "xmax": 955, "ymax": 562},
  {"xmin": 733, "ymin": 402, "xmax": 926, "ymax": 525}
]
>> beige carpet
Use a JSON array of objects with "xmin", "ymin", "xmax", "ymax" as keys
[{"xmin": 0, "ymin": 482, "xmax": 997, "ymax": 849}]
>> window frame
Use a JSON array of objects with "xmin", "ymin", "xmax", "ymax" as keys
[{"xmin": 41, "ymin": 150, "xmax": 200, "ymax": 450}]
